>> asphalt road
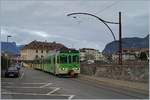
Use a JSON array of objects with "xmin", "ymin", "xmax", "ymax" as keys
[{"xmin": 1, "ymin": 67, "xmax": 149, "ymax": 99}]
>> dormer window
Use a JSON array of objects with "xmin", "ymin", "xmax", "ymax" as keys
[{"xmin": 36, "ymin": 50, "xmax": 38, "ymax": 53}]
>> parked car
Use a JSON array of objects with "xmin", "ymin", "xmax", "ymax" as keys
[{"xmin": 5, "ymin": 66, "xmax": 20, "ymax": 77}]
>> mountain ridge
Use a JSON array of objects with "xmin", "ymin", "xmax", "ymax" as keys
[{"xmin": 102, "ymin": 35, "xmax": 149, "ymax": 54}]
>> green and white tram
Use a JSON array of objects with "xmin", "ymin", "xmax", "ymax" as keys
[{"xmin": 33, "ymin": 49, "xmax": 80, "ymax": 77}]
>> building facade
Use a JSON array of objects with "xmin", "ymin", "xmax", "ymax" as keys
[
  {"xmin": 21, "ymin": 40, "xmax": 66, "ymax": 61},
  {"xmin": 79, "ymin": 48, "xmax": 105, "ymax": 61},
  {"xmin": 112, "ymin": 48, "xmax": 149, "ymax": 61}
]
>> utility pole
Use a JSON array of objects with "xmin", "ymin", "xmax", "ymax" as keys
[
  {"xmin": 119, "ymin": 12, "xmax": 122, "ymax": 65},
  {"xmin": 67, "ymin": 12, "xmax": 123, "ymax": 65}
]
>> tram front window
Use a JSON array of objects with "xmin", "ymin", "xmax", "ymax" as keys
[
  {"xmin": 68, "ymin": 55, "xmax": 72, "ymax": 63},
  {"xmin": 60, "ymin": 56, "xmax": 67, "ymax": 63},
  {"xmin": 73, "ymin": 55, "xmax": 79, "ymax": 63}
]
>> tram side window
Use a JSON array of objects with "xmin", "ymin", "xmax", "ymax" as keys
[
  {"xmin": 45, "ymin": 58, "xmax": 50, "ymax": 64},
  {"xmin": 57, "ymin": 56, "xmax": 60, "ymax": 63},
  {"xmin": 48, "ymin": 58, "xmax": 51, "ymax": 64},
  {"xmin": 60, "ymin": 56, "xmax": 67, "ymax": 63},
  {"xmin": 45, "ymin": 59, "xmax": 47, "ymax": 64},
  {"xmin": 53, "ymin": 56, "xmax": 55, "ymax": 64}
]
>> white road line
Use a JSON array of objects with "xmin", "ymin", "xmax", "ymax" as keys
[
  {"xmin": 20, "ymin": 71, "xmax": 24, "ymax": 79},
  {"xmin": 46, "ymin": 88, "xmax": 60, "ymax": 95},
  {"xmin": 3, "ymin": 86, "xmax": 56, "ymax": 89},
  {"xmin": 2, "ymin": 92, "xmax": 49, "ymax": 96},
  {"xmin": 21, "ymin": 83, "xmax": 47, "ymax": 84},
  {"xmin": 3, "ymin": 86, "xmax": 43, "ymax": 88},
  {"xmin": 68, "ymin": 95, "xmax": 75, "ymax": 100},
  {"xmin": 1, "ymin": 82, "xmax": 13, "ymax": 84},
  {"xmin": 2, "ymin": 92, "xmax": 74, "ymax": 97},
  {"xmin": 2, "ymin": 82, "xmax": 47, "ymax": 84},
  {"xmin": 39, "ymin": 83, "xmax": 52, "ymax": 88}
]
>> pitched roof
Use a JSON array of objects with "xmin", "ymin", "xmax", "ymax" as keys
[
  {"xmin": 22, "ymin": 40, "xmax": 66, "ymax": 50},
  {"xmin": 79, "ymin": 48, "xmax": 97, "ymax": 52}
]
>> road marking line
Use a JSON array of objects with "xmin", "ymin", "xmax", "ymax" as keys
[
  {"xmin": 2, "ymin": 82, "xmax": 48, "ymax": 84},
  {"xmin": 3, "ymin": 86, "xmax": 43, "ymax": 88},
  {"xmin": 46, "ymin": 88, "xmax": 60, "ymax": 95},
  {"xmin": 2, "ymin": 92, "xmax": 49, "ymax": 96},
  {"xmin": 20, "ymin": 71, "xmax": 24, "ymax": 79},
  {"xmin": 68, "ymin": 95, "xmax": 75, "ymax": 100},
  {"xmin": 1, "ymin": 82, "xmax": 13, "ymax": 84},
  {"xmin": 21, "ymin": 83, "xmax": 47, "ymax": 84},
  {"xmin": 2, "ymin": 92, "xmax": 74, "ymax": 97},
  {"xmin": 3, "ymin": 86, "xmax": 56, "ymax": 89},
  {"xmin": 39, "ymin": 83, "xmax": 52, "ymax": 88}
]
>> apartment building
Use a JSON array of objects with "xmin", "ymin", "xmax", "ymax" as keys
[
  {"xmin": 79, "ymin": 48, "xmax": 105, "ymax": 61},
  {"xmin": 21, "ymin": 40, "xmax": 66, "ymax": 61}
]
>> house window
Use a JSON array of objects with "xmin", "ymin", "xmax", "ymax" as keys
[
  {"xmin": 41, "ymin": 50, "xmax": 43, "ymax": 53},
  {"xmin": 46, "ymin": 50, "xmax": 49, "ymax": 53},
  {"xmin": 41, "ymin": 55, "xmax": 43, "ymax": 58},
  {"xmin": 35, "ymin": 55, "xmax": 38, "ymax": 59},
  {"xmin": 36, "ymin": 50, "xmax": 38, "ymax": 53}
]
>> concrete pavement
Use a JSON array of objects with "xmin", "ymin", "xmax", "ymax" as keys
[
  {"xmin": 1, "ymin": 68, "xmax": 73, "ymax": 99},
  {"xmin": 1, "ymin": 67, "xmax": 149, "ymax": 99}
]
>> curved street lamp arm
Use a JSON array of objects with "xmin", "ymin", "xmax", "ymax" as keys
[
  {"xmin": 67, "ymin": 12, "xmax": 119, "ymax": 24},
  {"xmin": 102, "ymin": 22, "xmax": 116, "ymax": 40},
  {"xmin": 67, "ymin": 12, "xmax": 117, "ymax": 40}
]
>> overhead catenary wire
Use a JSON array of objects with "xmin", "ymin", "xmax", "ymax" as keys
[
  {"xmin": 73, "ymin": 0, "xmax": 121, "ymax": 24},
  {"xmin": 95, "ymin": 0, "xmax": 121, "ymax": 15}
]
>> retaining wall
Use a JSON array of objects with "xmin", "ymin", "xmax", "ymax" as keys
[{"xmin": 80, "ymin": 62, "xmax": 149, "ymax": 83}]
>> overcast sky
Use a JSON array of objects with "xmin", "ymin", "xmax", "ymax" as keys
[{"xmin": 1, "ymin": 0, "xmax": 149, "ymax": 51}]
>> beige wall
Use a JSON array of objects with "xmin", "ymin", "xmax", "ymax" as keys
[
  {"xmin": 21, "ymin": 49, "xmax": 50, "ymax": 60},
  {"xmin": 80, "ymin": 52, "xmax": 85, "ymax": 61},
  {"xmin": 80, "ymin": 49, "xmax": 105, "ymax": 61}
]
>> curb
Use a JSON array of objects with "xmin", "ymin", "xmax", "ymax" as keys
[{"xmin": 79, "ymin": 74, "xmax": 149, "ymax": 96}]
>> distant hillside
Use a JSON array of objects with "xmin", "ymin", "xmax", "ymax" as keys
[
  {"xmin": 1, "ymin": 42, "xmax": 25, "ymax": 55},
  {"xmin": 102, "ymin": 35, "xmax": 149, "ymax": 54},
  {"xmin": 17, "ymin": 45, "xmax": 25, "ymax": 51}
]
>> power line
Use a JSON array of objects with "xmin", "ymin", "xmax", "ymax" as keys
[{"xmin": 95, "ymin": 0, "xmax": 121, "ymax": 15}]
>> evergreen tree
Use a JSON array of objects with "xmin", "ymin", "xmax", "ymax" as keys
[{"xmin": 139, "ymin": 52, "xmax": 148, "ymax": 60}]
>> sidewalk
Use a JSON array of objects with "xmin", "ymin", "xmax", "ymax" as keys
[{"xmin": 79, "ymin": 74, "xmax": 149, "ymax": 95}]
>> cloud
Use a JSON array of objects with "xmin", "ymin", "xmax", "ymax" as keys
[
  {"xmin": 20, "ymin": 29, "xmax": 49, "ymax": 38},
  {"xmin": 1, "ymin": 0, "xmax": 149, "ymax": 51}
]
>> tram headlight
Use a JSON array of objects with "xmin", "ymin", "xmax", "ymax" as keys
[{"xmin": 61, "ymin": 68, "xmax": 65, "ymax": 70}]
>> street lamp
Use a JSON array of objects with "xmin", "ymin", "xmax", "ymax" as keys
[
  {"xmin": 6, "ymin": 35, "xmax": 12, "ymax": 69},
  {"xmin": 67, "ymin": 12, "xmax": 122, "ymax": 65},
  {"xmin": 7, "ymin": 35, "xmax": 12, "ymax": 42}
]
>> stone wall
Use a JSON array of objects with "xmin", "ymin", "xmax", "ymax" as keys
[{"xmin": 80, "ymin": 61, "xmax": 149, "ymax": 83}]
